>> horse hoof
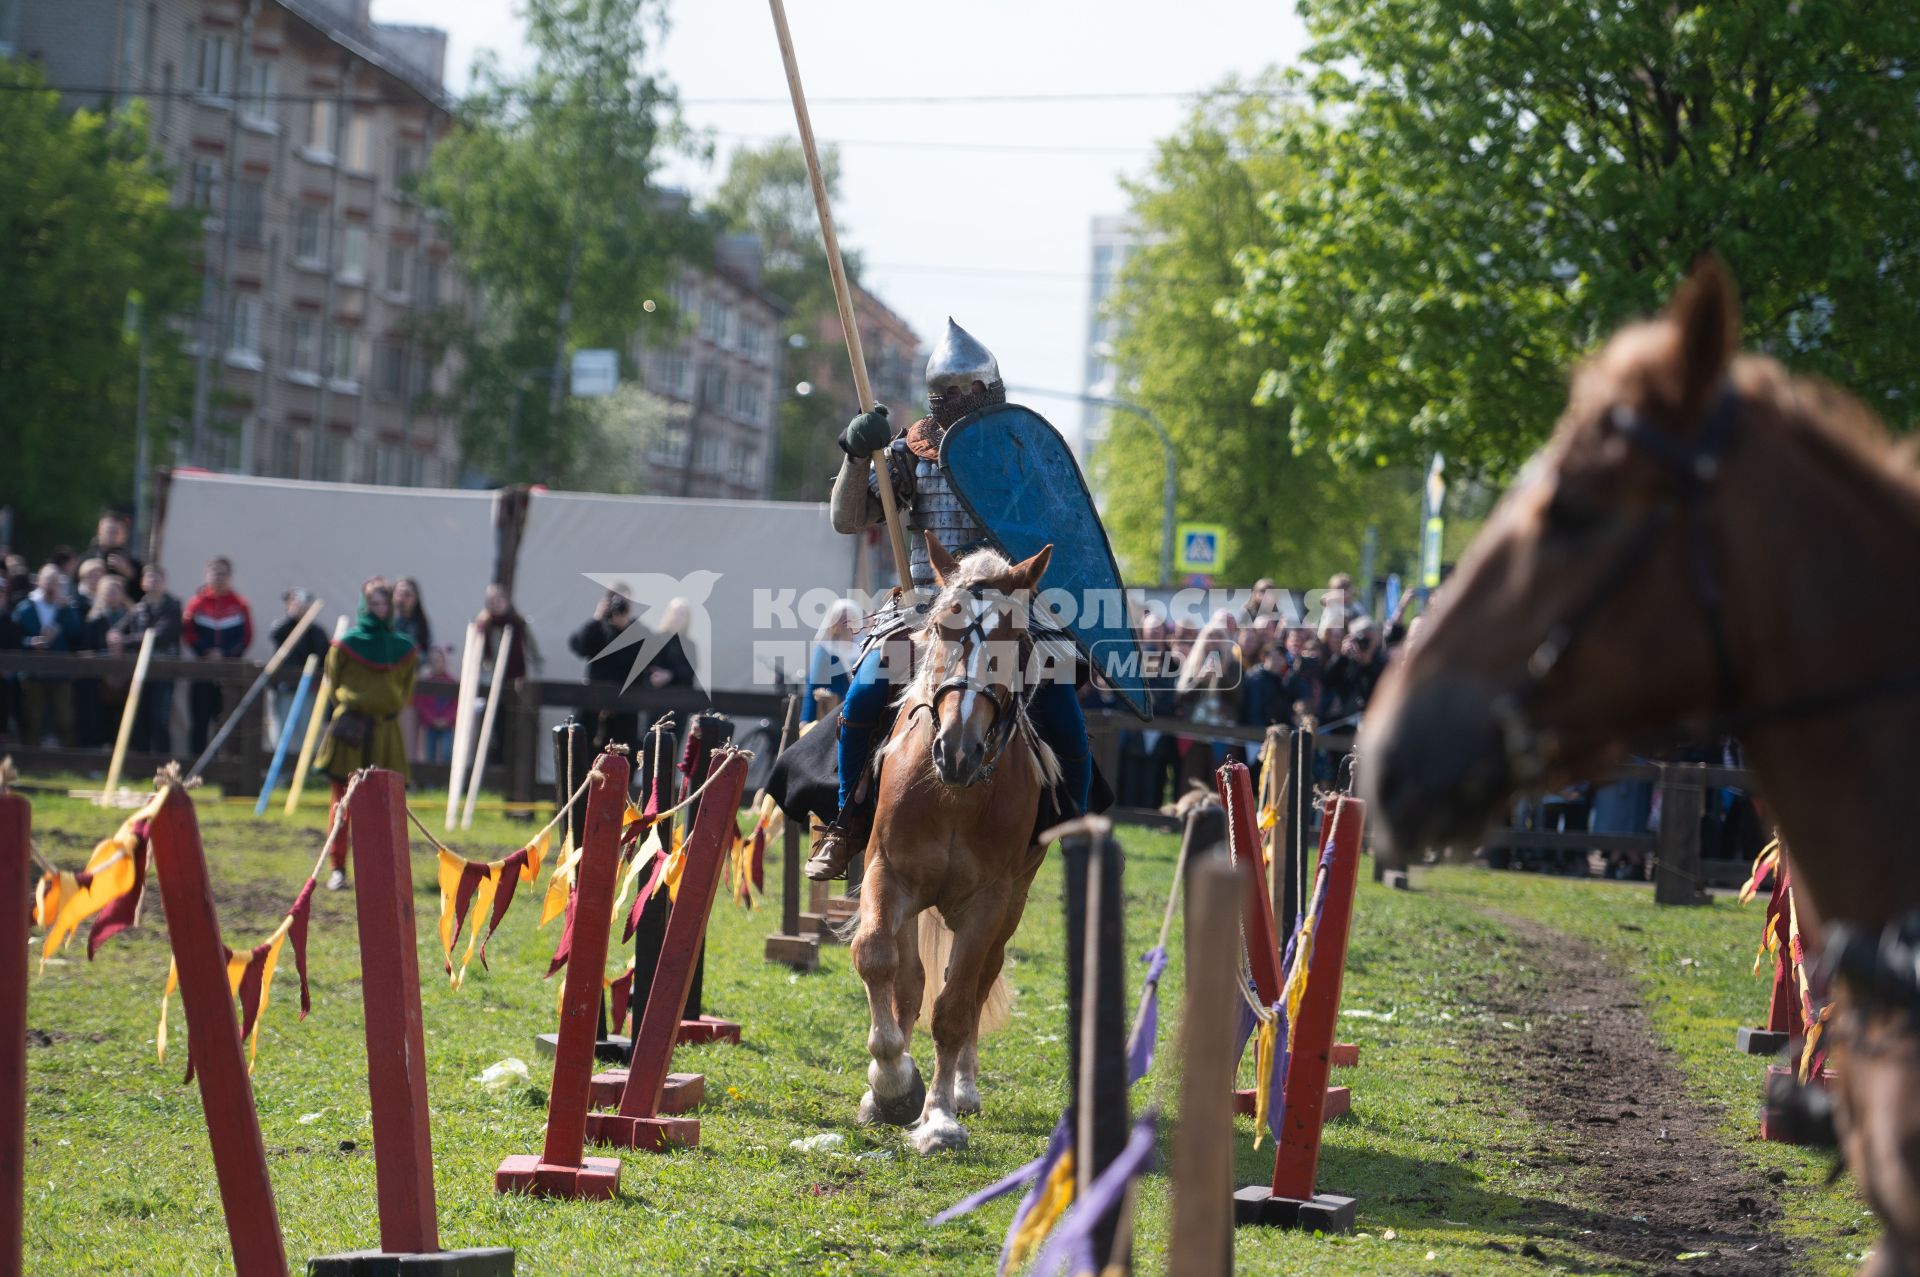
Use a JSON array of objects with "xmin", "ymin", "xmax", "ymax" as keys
[
  {"xmin": 955, "ymin": 1086, "xmax": 982, "ymax": 1117},
  {"xmin": 909, "ymin": 1113, "xmax": 969, "ymax": 1154},
  {"xmin": 858, "ymin": 1067, "xmax": 926, "ymax": 1128}
]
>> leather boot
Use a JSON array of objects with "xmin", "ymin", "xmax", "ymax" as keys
[{"xmin": 804, "ymin": 808, "xmax": 871, "ymax": 882}]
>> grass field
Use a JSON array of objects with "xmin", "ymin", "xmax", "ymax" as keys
[{"xmin": 13, "ymin": 779, "xmax": 1870, "ymax": 1274}]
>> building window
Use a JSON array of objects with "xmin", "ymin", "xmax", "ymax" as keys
[
  {"xmin": 392, "ymin": 143, "xmax": 417, "ymax": 189},
  {"xmin": 695, "ymin": 434, "xmax": 721, "ymax": 476},
  {"xmin": 231, "ymin": 179, "xmax": 263, "ymax": 247},
  {"xmin": 269, "ymin": 428, "xmax": 304, "ymax": 479},
  {"xmin": 385, "ymin": 242, "xmax": 408, "ymax": 295},
  {"xmin": 324, "ymin": 326, "xmax": 357, "ymax": 383},
  {"xmin": 667, "ymin": 277, "xmax": 694, "ymax": 317},
  {"xmin": 374, "ymin": 444, "xmax": 405, "ymax": 486},
  {"xmin": 700, "ymin": 366, "xmax": 727, "ymax": 406},
  {"xmin": 655, "ymin": 351, "xmax": 689, "ymax": 398},
  {"xmin": 344, "ymin": 113, "xmax": 372, "ymax": 172},
  {"xmin": 194, "ymin": 34, "xmax": 233, "ymax": 96},
  {"xmin": 649, "ymin": 416, "xmax": 689, "ymax": 465},
  {"xmin": 700, "ymin": 299, "xmax": 730, "ymax": 344},
  {"xmin": 732, "ymin": 379, "xmax": 762, "ymax": 425},
  {"xmin": 225, "ymin": 294, "xmax": 261, "ymax": 356},
  {"xmin": 307, "ymin": 99, "xmax": 334, "ymax": 156},
  {"xmin": 286, "ymin": 315, "xmax": 320, "ymax": 373},
  {"xmin": 339, "ymin": 225, "xmax": 368, "ymax": 282},
  {"xmin": 239, "ymin": 60, "xmax": 273, "ymax": 125},
  {"xmin": 189, "ymin": 159, "xmax": 220, "ymax": 211},
  {"xmin": 316, "ymin": 430, "xmax": 345, "ymax": 482},
  {"xmin": 421, "ymin": 258, "xmax": 441, "ymax": 307},
  {"xmin": 295, "ymin": 205, "xmax": 323, "ymax": 262},
  {"xmin": 740, "ymin": 321, "xmax": 768, "ymax": 363},
  {"xmin": 374, "ymin": 342, "xmax": 409, "ymax": 402}
]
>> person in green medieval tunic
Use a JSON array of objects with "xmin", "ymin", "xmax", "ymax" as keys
[{"xmin": 318, "ymin": 581, "xmax": 418, "ymax": 889}]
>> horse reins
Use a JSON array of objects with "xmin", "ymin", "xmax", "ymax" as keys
[{"xmin": 1497, "ymin": 382, "xmax": 1920, "ymax": 778}]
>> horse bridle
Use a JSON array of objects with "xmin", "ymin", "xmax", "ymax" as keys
[{"xmin": 921, "ymin": 585, "xmax": 1036, "ymax": 781}]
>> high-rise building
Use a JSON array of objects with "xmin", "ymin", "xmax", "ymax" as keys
[
  {"xmin": 631, "ymin": 232, "xmax": 789, "ymax": 501},
  {"xmin": 13, "ymin": 0, "xmax": 465, "ymax": 486},
  {"xmin": 1081, "ymin": 215, "xmax": 1141, "ymax": 453}
]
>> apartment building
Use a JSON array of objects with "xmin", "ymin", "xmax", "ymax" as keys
[
  {"xmin": 633, "ymin": 232, "xmax": 789, "ymax": 501},
  {"xmin": 788, "ymin": 282, "xmax": 923, "ymax": 490},
  {"xmin": 12, "ymin": 0, "xmax": 464, "ymax": 486}
]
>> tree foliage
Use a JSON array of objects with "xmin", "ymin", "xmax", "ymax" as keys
[
  {"xmin": 1093, "ymin": 78, "xmax": 1421, "ymax": 587},
  {"xmin": 0, "ymin": 61, "xmax": 198, "ymax": 554},
  {"xmin": 1228, "ymin": 3, "xmax": 1920, "ymax": 478},
  {"xmin": 420, "ymin": 0, "xmax": 698, "ymax": 483}
]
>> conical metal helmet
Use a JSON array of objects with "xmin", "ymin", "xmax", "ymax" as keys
[{"xmin": 924, "ymin": 318, "xmax": 1001, "ymax": 400}]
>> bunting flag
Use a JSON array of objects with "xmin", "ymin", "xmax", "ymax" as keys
[
  {"xmin": 1738, "ymin": 839, "xmax": 1781, "ymax": 906},
  {"xmin": 1251, "ymin": 1000, "xmax": 1288, "ymax": 1150},
  {"xmin": 607, "ymin": 958, "xmax": 638, "ymax": 1036},
  {"xmin": 434, "ymin": 832, "xmax": 549, "ymax": 988},
  {"xmin": 611, "ymin": 825, "xmax": 663, "ymax": 935},
  {"xmin": 1002, "ymin": 1120, "xmax": 1076, "ymax": 1274},
  {"xmin": 34, "ymin": 801, "xmax": 159, "ymax": 967},
  {"xmin": 540, "ymin": 831, "xmax": 581, "ymax": 929},
  {"xmin": 622, "ymin": 826, "xmax": 670, "ymax": 942},
  {"xmin": 727, "ymin": 812, "xmax": 770, "ymax": 910},
  {"xmin": 1124, "ymin": 947, "xmax": 1169, "ymax": 1086},
  {"xmin": 1025, "ymin": 1114, "xmax": 1158, "ymax": 1277},
  {"xmin": 156, "ymin": 878, "xmax": 316, "ymax": 1077}
]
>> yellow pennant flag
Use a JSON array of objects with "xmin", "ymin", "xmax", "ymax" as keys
[
  {"xmin": 540, "ymin": 833, "xmax": 581, "ymax": 929},
  {"xmin": 1005, "ymin": 1150, "xmax": 1076, "ymax": 1271}
]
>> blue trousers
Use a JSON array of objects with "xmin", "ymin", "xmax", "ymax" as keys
[{"xmin": 837, "ymin": 642, "xmax": 1092, "ymax": 815}]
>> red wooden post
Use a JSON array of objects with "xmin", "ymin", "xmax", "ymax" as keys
[
  {"xmin": 590, "ymin": 752, "xmax": 749, "ymax": 1152},
  {"xmin": 1216, "ymin": 762, "xmax": 1282, "ymax": 1003},
  {"xmin": 1, "ymin": 793, "xmax": 28, "ymax": 1277},
  {"xmin": 148, "ymin": 786, "xmax": 290, "ymax": 1276},
  {"xmin": 1269, "ymin": 795, "xmax": 1365, "ymax": 1204},
  {"xmin": 350, "ymin": 771, "xmax": 438, "ymax": 1249},
  {"xmin": 495, "ymin": 751, "xmax": 629, "ymax": 1200}
]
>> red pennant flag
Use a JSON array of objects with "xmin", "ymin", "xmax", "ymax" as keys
[
  {"xmin": 479, "ymin": 846, "xmax": 529, "ymax": 969},
  {"xmin": 625, "ymin": 849, "xmax": 672, "ymax": 941},
  {"xmin": 446, "ymin": 859, "xmax": 491, "ymax": 973},
  {"xmin": 234, "ymin": 942, "xmax": 274, "ymax": 1045},
  {"xmin": 547, "ymin": 885, "xmax": 578, "ymax": 978},
  {"xmin": 609, "ymin": 967, "xmax": 635, "ymax": 1036},
  {"xmin": 287, "ymin": 877, "xmax": 317, "ymax": 1018}
]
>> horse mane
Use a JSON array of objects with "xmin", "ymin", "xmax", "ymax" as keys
[{"xmin": 1731, "ymin": 355, "xmax": 1920, "ymax": 520}]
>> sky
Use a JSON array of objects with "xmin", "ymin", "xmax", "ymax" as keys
[{"xmin": 370, "ymin": 0, "xmax": 1311, "ymax": 446}]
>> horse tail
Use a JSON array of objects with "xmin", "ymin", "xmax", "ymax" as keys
[{"xmin": 918, "ymin": 911, "xmax": 1014, "ymax": 1036}]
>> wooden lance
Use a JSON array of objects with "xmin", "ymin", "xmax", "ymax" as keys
[{"xmin": 767, "ymin": 0, "xmax": 916, "ymax": 594}]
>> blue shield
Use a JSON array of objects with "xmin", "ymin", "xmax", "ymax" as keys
[{"xmin": 940, "ymin": 403, "xmax": 1151, "ymax": 719}]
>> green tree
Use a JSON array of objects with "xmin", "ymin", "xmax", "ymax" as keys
[
  {"xmin": 0, "ymin": 61, "xmax": 198, "ymax": 553},
  {"xmin": 420, "ymin": 0, "xmax": 698, "ymax": 484},
  {"xmin": 1093, "ymin": 78, "xmax": 1422, "ymax": 587},
  {"xmin": 707, "ymin": 139, "xmax": 861, "ymax": 501},
  {"xmin": 1229, "ymin": 4, "xmax": 1920, "ymax": 478}
]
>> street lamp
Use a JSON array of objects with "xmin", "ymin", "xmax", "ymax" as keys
[{"xmin": 1009, "ymin": 385, "xmax": 1177, "ymax": 588}]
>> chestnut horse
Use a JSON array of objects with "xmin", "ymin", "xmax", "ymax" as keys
[
  {"xmin": 1362, "ymin": 260, "xmax": 1920, "ymax": 1275},
  {"xmin": 851, "ymin": 536, "xmax": 1060, "ymax": 1154}
]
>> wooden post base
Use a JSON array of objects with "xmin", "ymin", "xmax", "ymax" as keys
[
  {"xmin": 1330, "ymin": 1042, "xmax": 1359, "ymax": 1068},
  {"xmin": 1735, "ymin": 1027, "xmax": 1789, "ymax": 1056},
  {"xmin": 1760, "ymin": 1064, "xmax": 1837, "ymax": 1146},
  {"xmin": 583, "ymin": 1112, "xmax": 699, "ymax": 1152},
  {"xmin": 677, "ymin": 1015, "xmax": 741, "ymax": 1046},
  {"xmin": 588, "ymin": 1070, "xmax": 702, "ymax": 1113},
  {"xmin": 1232, "ymin": 1187, "xmax": 1356, "ymax": 1232},
  {"xmin": 764, "ymin": 932, "xmax": 820, "ymax": 970},
  {"xmin": 799, "ymin": 912, "xmax": 841, "ymax": 943},
  {"xmin": 492, "ymin": 1154, "xmax": 620, "ymax": 1200},
  {"xmin": 306, "ymin": 1246, "xmax": 515, "ymax": 1275},
  {"xmin": 824, "ymin": 897, "xmax": 858, "ymax": 930},
  {"xmin": 533, "ymin": 1032, "xmax": 629, "ymax": 1064},
  {"xmin": 1232, "ymin": 1086, "xmax": 1350, "ymax": 1121}
]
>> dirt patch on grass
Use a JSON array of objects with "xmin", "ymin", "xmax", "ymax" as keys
[{"xmin": 1468, "ymin": 907, "xmax": 1797, "ymax": 1275}]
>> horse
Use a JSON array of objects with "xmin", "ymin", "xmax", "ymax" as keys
[
  {"xmin": 1360, "ymin": 259, "xmax": 1920, "ymax": 1276},
  {"xmin": 850, "ymin": 534, "xmax": 1061, "ymax": 1154}
]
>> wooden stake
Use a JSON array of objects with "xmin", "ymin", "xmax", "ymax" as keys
[
  {"xmin": 100, "ymin": 628, "xmax": 156, "ymax": 805},
  {"xmin": 286, "ymin": 617, "xmax": 348, "ymax": 815},
  {"xmin": 148, "ymin": 785, "xmax": 290, "ymax": 1276},
  {"xmin": 1170, "ymin": 856, "xmax": 1241, "ymax": 1277},
  {"xmin": 187, "ymin": 596, "xmax": 323, "ymax": 782},
  {"xmin": 443, "ymin": 623, "xmax": 483, "ymax": 829},
  {"xmin": 766, "ymin": 0, "xmax": 914, "ymax": 594},
  {"xmin": 1, "ymin": 791, "xmax": 27, "ymax": 1277},
  {"xmin": 460, "ymin": 627, "xmax": 512, "ymax": 830}
]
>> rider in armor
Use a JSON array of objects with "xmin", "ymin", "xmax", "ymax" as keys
[{"xmin": 805, "ymin": 320, "xmax": 1094, "ymax": 880}]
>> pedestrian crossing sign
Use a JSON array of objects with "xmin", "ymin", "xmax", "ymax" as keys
[{"xmin": 1175, "ymin": 523, "xmax": 1228, "ymax": 574}]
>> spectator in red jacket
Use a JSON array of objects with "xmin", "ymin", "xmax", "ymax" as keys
[{"xmin": 182, "ymin": 556, "xmax": 254, "ymax": 757}]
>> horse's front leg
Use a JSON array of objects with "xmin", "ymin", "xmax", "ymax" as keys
[
  {"xmin": 957, "ymin": 847, "xmax": 1042, "ymax": 1117},
  {"xmin": 911, "ymin": 888, "xmax": 1008, "ymax": 1154},
  {"xmin": 853, "ymin": 859, "xmax": 926, "ymax": 1127}
]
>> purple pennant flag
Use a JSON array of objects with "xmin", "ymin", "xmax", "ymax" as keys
[
  {"xmin": 1027, "ymin": 1114, "xmax": 1160, "ymax": 1277},
  {"xmin": 928, "ymin": 1114, "xmax": 1066, "ymax": 1227},
  {"xmin": 1124, "ymin": 946, "xmax": 1170, "ymax": 1085},
  {"xmin": 1265, "ymin": 1001, "xmax": 1290, "ymax": 1148}
]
